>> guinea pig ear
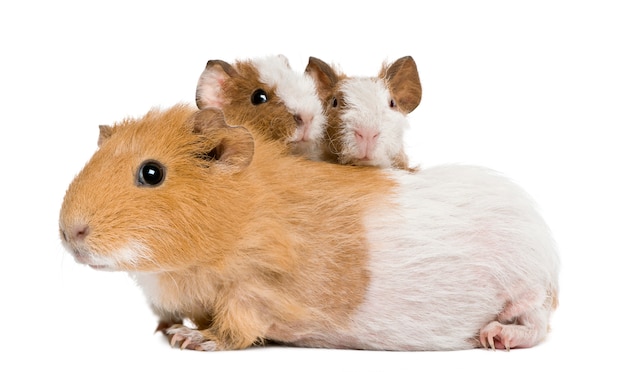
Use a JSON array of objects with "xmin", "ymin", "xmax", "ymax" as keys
[
  {"xmin": 191, "ymin": 108, "xmax": 255, "ymax": 172},
  {"xmin": 276, "ymin": 54, "xmax": 291, "ymax": 68},
  {"xmin": 305, "ymin": 57, "xmax": 340, "ymax": 98},
  {"xmin": 382, "ymin": 56, "xmax": 422, "ymax": 113},
  {"xmin": 97, "ymin": 125, "xmax": 114, "ymax": 147},
  {"xmin": 196, "ymin": 59, "xmax": 239, "ymax": 110}
]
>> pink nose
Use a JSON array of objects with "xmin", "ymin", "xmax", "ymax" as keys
[
  {"xmin": 355, "ymin": 128, "xmax": 380, "ymax": 143},
  {"xmin": 294, "ymin": 113, "xmax": 313, "ymax": 127},
  {"xmin": 294, "ymin": 113, "xmax": 314, "ymax": 141},
  {"xmin": 61, "ymin": 224, "xmax": 90, "ymax": 243},
  {"xmin": 354, "ymin": 128, "xmax": 380, "ymax": 159}
]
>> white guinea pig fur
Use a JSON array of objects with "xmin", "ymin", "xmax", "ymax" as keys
[
  {"xmin": 196, "ymin": 54, "xmax": 325, "ymax": 160},
  {"xmin": 59, "ymin": 104, "xmax": 559, "ymax": 351},
  {"xmin": 306, "ymin": 56, "xmax": 422, "ymax": 171}
]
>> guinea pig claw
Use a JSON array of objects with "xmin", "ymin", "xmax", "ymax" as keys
[
  {"xmin": 479, "ymin": 332, "xmax": 512, "ymax": 351},
  {"xmin": 479, "ymin": 333, "xmax": 496, "ymax": 351},
  {"xmin": 485, "ymin": 337, "xmax": 496, "ymax": 351},
  {"xmin": 180, "ymin": 337, "xmax": 192, "ymax": 350},
  {"xmin": 169, "ymin": 333, "xmax": 184, "ymax": 348},
  {"xmin": 479, "ymin": 321, "xmax": 521, "ymax": 351}
]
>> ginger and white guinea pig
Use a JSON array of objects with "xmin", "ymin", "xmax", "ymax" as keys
[
  {"xmin": 305, "ymin": 55, "xmax": 422, "ymax": 170},
  {"xmin": 196, "ymin": 54, "xmax": 325, "ymax": 159},
  {"xmin": 59, "ymin": 104, "xmax": 559, "ymax": 352}
]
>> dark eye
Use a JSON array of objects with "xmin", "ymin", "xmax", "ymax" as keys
[
  {"xmin": 331, "ymin": 97, "xmax": 338, "ymax": 108},
  {"xmin": 251, "ymin": 89, "xmax": 268, "ymax": 105},
  {"xmin": 137, "ymin": 160, "xmax": 165, "ymax": 187},
  {"xmin": 390, "ymin": 99, "xmax": 396, "ymax": 108}
]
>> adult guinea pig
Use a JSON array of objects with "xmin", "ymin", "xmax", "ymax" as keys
[
  {"xmin": 305, "ymin": 56, "xmax": 422, "ymax": 170},
  {"xmin": 196, "ymin": 54, "xmax": 325, "ymax": 159},
  {"xmin": 59, "ymin": 104, "xmax": 559, "ymax": 351}
]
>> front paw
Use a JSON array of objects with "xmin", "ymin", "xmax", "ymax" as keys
[{"xmin": 163, "ymin": 324, "xmax": 218, "ymax": 351}]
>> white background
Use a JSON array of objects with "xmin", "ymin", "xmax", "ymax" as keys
[{"xmin": 1, "ymin": 1, "xmax": 624, "ymax": 371}]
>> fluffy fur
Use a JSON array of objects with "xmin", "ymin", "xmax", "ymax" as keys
[
  {"xmin": 305, "ymin": 56, "xmax": 422, "ymax": 170},
  {"xmin": 59, "ymin": 104, "xmax": 559, "ymax": 351},
  {"xmin": 196, "ymin": 55, "xmax": 325, "ymax": 159}
]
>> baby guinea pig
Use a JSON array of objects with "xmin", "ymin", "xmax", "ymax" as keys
[
  {"xmin": 305, "ymin": 56, "xmax": 422, "ymax": 170},
  {"xmin": 59, "ymin": 104, "xmax": 559, "ymax": 352},
  {"xmin": 196, "ymin": 54, "xmax": 325, "ymax": 159}
]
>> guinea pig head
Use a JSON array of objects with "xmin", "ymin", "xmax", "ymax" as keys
[
  {"xmin": 306, "ymin": 56, "xmax": 422, "ymax": 169},
  {"xmin": 59, "ymin": 105, "xmax": 255, "ymax": 273},
  {"xmin": 196, "ymin": 55, "xmax": 325, "ymax": 159}
]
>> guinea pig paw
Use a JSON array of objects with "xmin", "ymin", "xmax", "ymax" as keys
[
  {"xmin": 165, "ymin": 325, "xmax": 218, "ymax": 351},
  {"xmin": 479, "ymin": 321, "xmax": 528, "ymax": 351}
]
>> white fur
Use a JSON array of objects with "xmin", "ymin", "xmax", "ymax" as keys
[
  {"xmin": 291, "ymin": 164, "xmax": 559, "ymax": 350},
  {"xmin": 339, "ymin": 78, "xmax": 408, "ymax": 167},
  {"xmin": 115, "ymin": 241, "xmax": 152, "ymax": 267},
  {"xmin": 351, "ymin": 165, "xmax": 558, "ymax": 350},
  {"xmin": 63, "ymin": 238, "xmax": 152, "ymax": 271},
  {"xmin": 132, "ymin": 271, "xmax": 162, "ymax": 304},
  {"xmin": 252, "ymin": 56, "xmax": 326, "ymax": 147}
]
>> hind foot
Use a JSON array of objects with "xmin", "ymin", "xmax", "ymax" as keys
[{"xmin": 479, "ymin": 320, "xmax": 539, "ymax": 350}]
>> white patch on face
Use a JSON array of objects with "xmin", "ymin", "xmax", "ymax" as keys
[
  {"xmin": 114, "ymin": 240, "xmax": 152, "ymax": 267},
  {"xmin": 338, "ymin": 78, "xmax": 409, "ymax": 167},
  {"xmin": 72, "ymin": 239, "xmax": 152, "ymax": 271},
  {"xmin": 252, "ymin": 56, "xmax": 326, "ymax": 148}
]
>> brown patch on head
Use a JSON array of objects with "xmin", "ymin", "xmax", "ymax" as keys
[
  {"xmin": 305, "ymin": 57, "xmax": 348, "ymax": 163},
  {"xmin": 320, "ymin": 89, "xmax": 350, "ymax": 162},
  {"xmin": 197, "ymin": 58, "xmax": 300, "ymax": 147},
  {"xmin": 379, "ymin": 56, "xmax": 422, "ymax": 114},
  {"xmin": 305, "ymin": 57, "xmax": 343, "ymax": 99}
]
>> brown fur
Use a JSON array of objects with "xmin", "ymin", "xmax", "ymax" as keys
[
  {"xmin": 379, "ymin": 56, "xmax": 422, "ymax": 113},
  {"xmin": 59, "ymin": 104, "xmax": 396, "ymax": 350},
  {"xmin": 196, "ymin": 58, "xmax": 312, "ymax": 158},
  {"xmin": 305, "ymin": 57, "xmax": 347, "ymax": 164}
]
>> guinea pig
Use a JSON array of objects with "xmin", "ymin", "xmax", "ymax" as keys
[
  {"xmin": 196, "ymin": 54, "xmax": 325, "ymax": 159},
  {"xmin": 305, "ymin": 56, "xmax": 422, "ymax": 170},
  {"xmin": 59, "ymin": 104, "xmax": 559, "ymax": 352}
]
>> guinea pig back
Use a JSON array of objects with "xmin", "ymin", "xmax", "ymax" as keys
[{"xmin": 59, "ymin": 104, "xmax": 559, "ymax": 351}]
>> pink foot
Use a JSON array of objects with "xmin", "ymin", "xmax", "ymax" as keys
[
  {"xmin": 163, "ymin": 324, "xmax": 218, "ymax": 351},
  {"xmin": 479, "ymin": 321, "xmax": 535, "ymax": 350}
]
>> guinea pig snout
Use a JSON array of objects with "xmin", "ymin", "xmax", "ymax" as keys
[
  {"xmin": 353, "ymin": 127, "xmax": 381, "ymax": 160},
  {"xmin": 293, "ymin": 113, "xmax": 314, "ymax": 141},
  {"xmin": 294, "ymin": 113, "xmax": 309, "ymax": 127},
  {"xmin": 59, "ymin": 221, "xmax": 95, "ymax": 264},
  {"xmin": 59, "ymin": 220, "xmax": 114, "ymax": 270},
  {"xmin": 60, "ymin": 222, "xmax": 90, "ymax": 244},
  {"xmin": 59, "ymin": 220, "xmax": 93, "ymax": 262}
]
